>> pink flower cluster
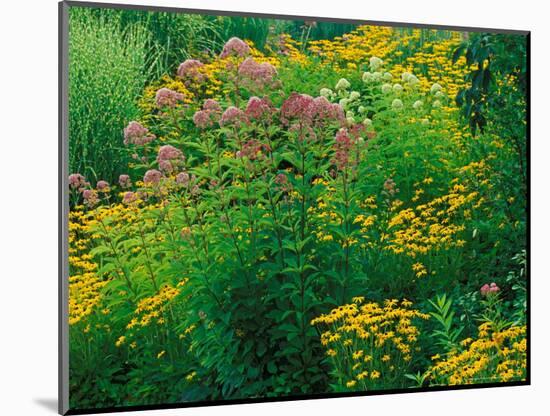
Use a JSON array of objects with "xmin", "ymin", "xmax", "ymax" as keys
[
  {"xmin": 347, "ymin": 123, "xmax": 367, "ymax": 141},
  {"xmin": 280, "ymin": 93, "xmax": 344, "ymax": 129},
  {"xmin": 383, "ymin": 178, "xmax": 399, "ymax": 197},
  {"xmin": 156, "ymin": 145, "xmax": 185, "ymax": 173},
  {"xmin": 193, "ymin": 99, "xmax": 222, "ymax": 129},
  {"xmin": 155, "ymin": 88, "xmax": 184, "ymax": 109},
  {"xmin": 275, "ymin": 173, "xmax": 287, "ymax": 184},
  {"xmin": 274, "ymin": 172, "xmax": 292, "ymax": 192},
  {"xmin": 143, "ymin": 169, "xmax": 162, "ymax": 185},
  {"xmin": 177, "ymin": 59, "xmax": 205, "ymax": 85},
  {"xmin": 68, "ymin": 173, "xmax": 88, "ymax": 191},
  {"xmin": 245, "ymin": 96, "xmax": 275, "ymax": 121},
  {"xmin": 118, "ymin": 174, "xmax": 131, "ymax": 189},
  {"xmin": 122, "ymin": 191, "xmax": 138, "ymax": 205},
  {"xmin": 238, "ymin": 58, "xmax": 277, "ymax": 90},
  {"xmin": 175, "ymin": 172, "xmax": 200, "ymax": 194},
  {"xmin": 220, "ymin": 37, "xmax": 250, "ymax": 59},
  {"xmin": 480, "ymin": 282, "xmax": 500, "ymax": 296},
  {"xmin": 311, "ymin": 96, "xmax": 345, "ymax": 125},
  {"xmin": 236, "ymin": 139, "xmax": 271, "ymax": 160},
  {"xmin": 203, "ymin": 98, "xmax": 222, "ymax": 112},
  {"xmin": 280, "ymin": 93, "xmax": 314, "ymax": 125},
  {"xmin": 96, "ymin": 180, "xmax": 110, "ymax": 192},
  {"xmin": 220, "ymin": 106, "xmax": 249, "ymax": 128},
  {"xmin": 68, "ymin": 173, "xmax": 105, "ymax": 205},
  {"xmin": 82, "ymin": 189, "xmax": 99, "ymax": 207},
  {"xmin": 331, "ymin": 128, "xmax": 355, "ymax": 171},
  {"xmin": 176, "ymin": 171, "xmax": 190, "ymax": 186},
  {"xmin": 123, "ymin": 121, "xmax": 156, "ymax": 146}
]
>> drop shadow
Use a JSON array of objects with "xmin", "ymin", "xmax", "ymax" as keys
[{"xmin": 34, "ymin": 398, "xmax": 58, "ymax": 413}]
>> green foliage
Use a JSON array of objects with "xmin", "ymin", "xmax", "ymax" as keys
[
  {"xmin": 67, "ymin": 17, "xmax": 528, "ymax": 409},
  {"xmin": 217, "ymin": 16, "xmax": 275, "ymax": 51},
  {"xmin": 82, "ymin": 7, "xmax": 222, "ymax": 78},
  {"xmin": 454, "ymin": 33, "xmax": 527, "ymax": 185},
  {"xmin": 506, "ymin": 250, "xmax": 527, "ymax": 325},
  {"xmin": 285, "ymin": 21, "xmax": 358, "ymax": 49},
  {"xmin": 428, "ymin": 294, "xmax": 464, "ymax": 350},
  {"xmin": 404, "ymin": 370, "xmax": 430, "ymax": 387}
]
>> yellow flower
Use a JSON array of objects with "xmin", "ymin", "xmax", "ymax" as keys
[
  {"xmin": 352, "ymin": 296, "xmax": 365, "ymax": 304},
  {"xmin": 357, "ymin": 371, "xmax": 369, "ymax": 380},
  {"xmin": 115, "ymin": 336, "xmax": 126, "ymax": 347},
  {"xmin": 346, "ymin": 380, "xmax": 357, "ymax": 388}
]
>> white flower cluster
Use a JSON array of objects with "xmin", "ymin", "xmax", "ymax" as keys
[
  {"xmin": 381, "ymin": 83, "xmax": 392, "ymax": 94},
  {"xmin": 392, "ymin": 98, "xmax": 404, "ymax": 110},
  {"xmin": 401, "ymin": 71, "xmax": 420, "ymax": 87},
  {"xmin": 430, "ymin": 83, "xmax": 445, "ymax": 100},
  {"xmin": 349, "ymin": 91, "xmax": 361, "ymax": 101},
  {"xmin": 393, "ymin": 84, "xmax": 403, "ymax": 94},
  {"xmin": 430, "ymin": 83, "xmax": 443, "ymax": 94},
  {"xmin": 335, "ymin": 78, "xmax": 351, "ymax": 91},
  {"xmin": 322, "ymin": 66, "xmax": 440, "ymax": 127},
  {"xmin": 362, "ymin": 71, "xmax": 383, "ymax": 84},
  {"xmin": 320, "ymin": 87, "xmax": 335, "ymax": 100},
  {"xmin": 369, "ymin": 56, "xmax": 383, "ymax": 71}
]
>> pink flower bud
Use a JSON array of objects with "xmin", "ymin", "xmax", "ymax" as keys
[
  {"xmin": 122, "ymin": 191, "xmax": 138, "ymax": 205},
  {"xmin": 155, "ymin": 88, "xmax": 184, "ymax": 109},
  {"xmin": 481, "ymin": 282, "xmax": 500, "ymax": 297},
  {"xmin": 480, "ymin": 284, "xmax": 491, "ymax": 296},
  {"xmin": 118, "ymin": 174, "xmax": 131, "ymax": 189},
  {"xmin": 68, "ymin": 173, "xmax": 88, "ymax": 191},
  {"xmin": 177, "ymin": 59, "xmax": 205, "ymax": 86},
  {"xmin": 220, "ymin": 37, "xmax": 250, "ymax": 59},
  {"xmin": 143, "ymin": 169, "xmax": 162, "ymax": 185},
  {"xmin": 123, "ymin": 121, "xmax": 155, "ymax": 146},
  {"xmin": 96, "ymin": 180, "xmax": 109, "ymax": 192}
]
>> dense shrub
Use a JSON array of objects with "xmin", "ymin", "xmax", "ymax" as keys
[{"xmin": 67, "ymin": 21, "xmax": 527, "ymax": 409}]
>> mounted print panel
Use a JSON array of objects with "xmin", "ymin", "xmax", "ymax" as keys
[{"xmin": 59, "ymin": 1, "xmax": 530, "ymax": 414}]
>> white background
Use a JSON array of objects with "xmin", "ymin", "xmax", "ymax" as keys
[{"xmin": 0, "ymin": 0, "xmax": 547, "ymax": 415}]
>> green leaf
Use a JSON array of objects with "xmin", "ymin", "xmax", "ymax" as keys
[{"xmin": 267, "ymin": 361, "xmax": 277, "ymax": 374}]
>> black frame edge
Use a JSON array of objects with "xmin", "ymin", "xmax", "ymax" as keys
[{"xmin": 65, "ymin": 381, "xmax": 530, "ymax": 415}]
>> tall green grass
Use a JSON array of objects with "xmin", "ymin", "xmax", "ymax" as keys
[
  {"xmin": 216, "ymin": 16, "xmax": 275, "ymax": 51},
  {"xmin": 68, "ymin": 8, "xmax": 154, "ymax": 183},
  {"xmin": 288, "ymin": 20, "xmax": 358, "ymax": 41},
  {"xmin": 81, "ymin": 8, "xmax": 222, "ymax": 79},
  {"xmin": 215, "ymin": 18, "xmax": 359, "ymax": 52},
  {"xmin": 110, "ymin": 10, "xmax": 222, "ymax": 78}
]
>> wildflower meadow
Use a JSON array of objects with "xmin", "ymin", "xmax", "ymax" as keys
[{"xmin": 66, "ymin": 5, "xmax": 528, "ymax": 411}]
